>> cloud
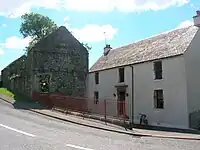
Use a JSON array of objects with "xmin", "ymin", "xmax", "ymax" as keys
[
  {"xmin": 70, "ymin": 24, "xmax": 118, "ymax": 43},
  {"xmin": 63, "ymin": 16, "xmax": 70, "ymax": 28},
  {"xmin": 177, "ymin": 20, "xmax": 193, "ymax": 28},
  {"xmin": 0, "ymin": 24, "xmax": 7, "ymax": 27},
  {"xmin": 62, "ymin": 16, "xmax": 117, "ymax": 43},
  {"xmin": 0, "ymin": 0, "xmax": 189, "ymax": 18},
  {"xmin": 0, "ymin": 0, "xmax": 61, "ymax": 18},
  {"xmin": 190, "ymin": 3, "xmax": 200, "ymax": 9},
  {"xmin": 0, "ymin": 36, "xmax": 31, "ymax": 49},
  {"xmin": 0, "ymin": 49, "xmax": 4, "ymax": 55},
  {"xmin": 64, "ymin": 16, "xmax": 70, "ymax": 22},
  {"xmin": 63, "ymin": 0, "xmax": 189, "ymax": 12},
  {"xmin": 7, "ymin": 2, "xmax": 32, "ymax": 18}
]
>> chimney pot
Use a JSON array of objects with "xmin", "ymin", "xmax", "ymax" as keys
[
  {"xmin": 106, "ymin": 44, "xmax": 110, "ymax": 48},
  {"xmin": 104, "ymin": 44, "xmax": 112, "ymax": 56},
  {"xmin": 193, "ymin": 10, "xmax": 200, "ymax": 27},
  {"xmin": 197, "ymin": 11, "xmax": 200, "ymax": 16}
]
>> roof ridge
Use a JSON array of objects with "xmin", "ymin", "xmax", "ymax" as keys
[
  {"xmin": 111, "ymin": 25, "xmax": 194, "ymax": 52},
  {"xmin": 90, "ymin": 25, "xmax": 198, "ymax": 72}
]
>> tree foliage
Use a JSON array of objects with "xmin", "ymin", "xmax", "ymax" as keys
[
  {"xmin": 20, "ymin": 12, "xmax": 58, "ymax": 49},
  {"xmin": 81, "ymin": 42, "xmax": 92, "ymax": 51},
  {"xmin": 20, "ymin": 12, "xmax": 91, "ymax": 52}
]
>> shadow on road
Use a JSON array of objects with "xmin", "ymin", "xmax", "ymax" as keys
[
  {"xmin": 11, "ymin": 91, "xmax": 50, "ymax": 110},
  {"xmin": 13, "ymin": 100, "xmax": 49, "ymax": 110}
]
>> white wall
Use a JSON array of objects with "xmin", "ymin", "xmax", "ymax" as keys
[
  {"xmin": 185, "ymin": 28, "xmax": 200, "ymax": 114},
  {"xmin": 87, "ymin": 66, "xmax": 133, "ymax": 118},
  {"xmin": 88, "ymin": 56, "xmax": 189, "ymax": 129},
  {"xmin": 133, "ymin": 56, "xmax": 188, "ymax": 129}
]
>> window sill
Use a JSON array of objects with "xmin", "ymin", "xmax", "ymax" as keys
[
  {"xmin": 116, "ymin": 81, "xmax": 125, "ymax": 85},
  {"xmin": 154, "ymin": 108, "xmax": 164, "ymax": 111},
  {"xmin": 154, "ymin": 78, "xmax": 164, "ymax": 81}
]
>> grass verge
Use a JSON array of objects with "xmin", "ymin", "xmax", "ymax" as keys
[
  {"xmin": 0, "ymin": 88, "xmax": 14, "ymax": 98},
  {"xmin": 0, "ymin": 88, "xmax": 33, "ymax": 102}
]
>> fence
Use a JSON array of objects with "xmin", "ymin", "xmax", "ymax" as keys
[
  {"xmin": 88, "ymin": 98, "xmax": 129, "ymax": 119},
  {"xmin": 32, "ymin": 92, "xmax": 129, "ymax": 121}
]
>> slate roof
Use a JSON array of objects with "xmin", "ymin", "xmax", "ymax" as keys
[{"xmin": 90, "ymin": 26, "xmax": 199, "ymax": 72}]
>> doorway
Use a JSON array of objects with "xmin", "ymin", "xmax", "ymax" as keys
[{"xmin": 117, "ymin": 91, "xmax": 126, "ymax": 116}]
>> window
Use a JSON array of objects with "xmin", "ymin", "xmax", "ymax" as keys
[
  {"xmin": 95, "ymin": 72, "xmax": 99, "ymax": 84},
  {"xmin": 119, "ymin": 68, "xmax": 124, "ymax": 82},
  {"xmin": 154, "ymin": 90, "xmax": 164, "ymax": 109},
  {"xmin": 39, "ymin": 74, "xmax": 50, "ymax": 93},
  {"xmin": 154, "ymin": 61, "xmax": 162, "ymax": 80},
  {"xmin": 94, "ymin": 91, "xmax": 99, "ymax": 104}
]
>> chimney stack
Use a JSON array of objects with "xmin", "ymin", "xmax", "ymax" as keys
[
  {"xmin": 193, "ymin": 10, "xmax": 200, "ymax": 27},
  {"xmin": 104, "ymin": 44, "xmax": 112, "ymax": 56}
]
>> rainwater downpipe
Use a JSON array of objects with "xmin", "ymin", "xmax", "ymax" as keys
[{"xmin": 130, "ymin": 65, "xmax": 134, "ymax": 124}]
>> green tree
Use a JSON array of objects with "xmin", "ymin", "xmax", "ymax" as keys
[
  {"xmin": 81, "ymin": 42, "xmax": 92, "ymax": 51},
  {"xmin": 20, "ymin": 12, "xmax": 58, "ymax": 50}
]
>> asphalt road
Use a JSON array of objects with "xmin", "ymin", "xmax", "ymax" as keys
[{"xmin": 0, "ymin": 100, "xmax": 200, "ymax": 150}]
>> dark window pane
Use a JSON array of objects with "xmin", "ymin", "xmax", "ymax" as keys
[
  {"xmin": 95, "ymin": 72, "xmax": 99, "ymax": 84},
  {"xmin": 154, "ymin": 61, "xmax": 163, "ymax": 80},
  {"xmin": 119, "ymin": 68, "xmax": 124, "ymax": 82},
  {"xmin": 154, "ymin": 90, "xmax": 164, "ymax": 109},
  {"xmin": 94, "ymin": 91, "xmax": 99, "ymax": 104}
]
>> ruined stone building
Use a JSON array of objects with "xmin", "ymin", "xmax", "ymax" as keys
[
  {"xmin": 1, "ymin": 55, "xmax": 27, "ymax": 92},
  {"xmin": 1, "ymin": 26, "xmax": 89, "ymax": 97}
]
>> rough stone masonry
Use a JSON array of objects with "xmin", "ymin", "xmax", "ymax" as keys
[{"xmin": 1, "ymin": 26, "xmax": 89, "ymax": 97}]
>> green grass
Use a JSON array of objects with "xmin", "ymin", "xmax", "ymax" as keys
[
  {"xmin": 0, "ymin": 88, "xmax": 33, "ymax": 102},
  {"xmin": 0, "ymin": 88, "xmax": 14, "ymax": 98}
]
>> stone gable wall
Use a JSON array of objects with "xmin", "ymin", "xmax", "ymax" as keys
[
  {"xmin": 31, "ymin": 41, "xmax": 88, "ymax": 97},
  {"xmin": 1, "ymin": 27, "xmax": 89, "ymax": 98}
]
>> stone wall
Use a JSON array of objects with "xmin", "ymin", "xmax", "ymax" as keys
[
  {"xmin": 31, "ymin": 26, "xmax": 88, "ymax": 97},
  {"xmin": 1, "ymin": 26, "xmax": 89, "ymax": 98},
  {"xmin": 1, "ymin": 68, "xmax": 9, "ymax": 89},
  {"xmin": 1, "ymin": 55, "xmax": 28, "ymax": 92}
]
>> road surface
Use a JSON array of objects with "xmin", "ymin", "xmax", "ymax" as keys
[{"xmin": 0, "ymin": 99, "xmax": 200, "ymax": 150}]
